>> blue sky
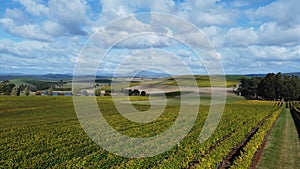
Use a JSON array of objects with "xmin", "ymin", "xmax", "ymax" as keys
[{"xmin": 0, "ymin": 0, "xmax": 299, "ymax": 75}]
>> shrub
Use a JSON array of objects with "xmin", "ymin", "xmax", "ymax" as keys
[
  {"xmin": 94, "ymin": 88, "xmax": 101, "ymax": 96},
  {"xmin": 104, "ymin": 90, "xmax": 111, "ymax": 96}
]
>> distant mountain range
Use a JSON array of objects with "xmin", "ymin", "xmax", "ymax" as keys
[
  {"xmin": 121, "ymin": 70, "xmax": 170, "ymax": 78},
  {"xmin": 285, "ymin": 72, "xmax": 300, "ymax": 77},
  {"xmin": 0, "ymin": 74, "xmax": 73, "ymax": 81},
  {"xmin": 1, "ymin": 72, "xmax": 300, "ymax": 81},
  {"xmin": 0, "ymin": 70, "xmax": 169, "ymax": 81},
  {"xmin": 245, "ymin": 72, "xmax": 300, "ymax": 78}
]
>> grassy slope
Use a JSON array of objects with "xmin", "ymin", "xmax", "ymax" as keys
[
  {"xmin": 143, "ymin": 75, "xmax": 242, "ymax": 88},
  {"xmin": 4, "ymin": 75, "xmax": 244, "ymax": 91},
  {"xmin": 8, "ymin": 78, "xmax": 32, "ymax": 85},
  {"xmin": 130, "ymin": 95, "xmax": 244, "ymax": 106},
  {"xmin": 256, "ymin": 108, "xmax": 300, "ymax": 169}
]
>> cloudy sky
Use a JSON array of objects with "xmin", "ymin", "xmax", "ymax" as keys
[{"xmin": 0, "ymin": 0, "xmax": 299, "ymax": 75}]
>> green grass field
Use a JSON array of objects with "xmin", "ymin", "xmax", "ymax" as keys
[
  {"xmin": 257, "ymin": 108, "xmax": 300, "ymax": 169},
  {"xmin": 0, "ymin": 96, "xmax": 289, "ymax": 168},
  {"xmin": 98, "ymin": 75, "xmax": 243, "ymax": 91},
  {"xmin": 144, "ymin": 75, "xmax": 241, "ymax": 87}
]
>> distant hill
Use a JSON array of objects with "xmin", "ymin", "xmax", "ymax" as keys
[
  {"xmin": 286, "ymin": 72, "xmax": 300, "ymax": 77},
  {"xmin": 1, "ymin": 72, "xmax": 300, "ymax": 83},
  {"xmin": 245, "ymin": 74, "xmax": 266, "ymax": 78},
  {"xmin": 0, "ymin": 74, "xmax": 73, "ymax": 82},
  {"xmin": 116, "ymin": 70, "xmax": 170, "ymax": 78},
  {"xmin": 245, "ymin": 72, "xmax": 300, "ymax": 78},
  {"xmin": 134, "ymin": 70, "xmax": 170, "ymax": 78},
  {"xmin": 43, "ymin": 74, "xmax": 73, "ymax": 80}
]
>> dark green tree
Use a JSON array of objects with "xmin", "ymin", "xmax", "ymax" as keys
[
  {"xmin": 239, "ymin": 77, "xmax": 261, "ymax": 98},
  {"xmin": 94, "ymin": 87, "xmax": 101, "ymax": 96},
  {"xmin": 104, "ymin": 90, "xmax": 111, "ymax": 96},
  {"xmin": 0, "ymin": 80, "xmax": 16, "ymax": 95},
  {"xmin": 128, "ymin": 89, "xmax": 132, "ymax": 96},
  {"xmin": 258, "ymin": 73, "xmax": 277, "ymax": 100},
  {"xmin": 275, "ymin": 72, "xmax": 283, "ymax": 100},
  {"xmin": 24, "ymin": 86, "xmax": 30, "ymax": 96},
  {"xmin": 132, "ymin": 89, "xmax": 140, "ymax": 96},
  {"xmin": 11, "ymin": 85, "xmax": 21, "ymax": 96},
  {"xmin": 240, "ymin": 72, "xmax": 300, "ymax": 101}
]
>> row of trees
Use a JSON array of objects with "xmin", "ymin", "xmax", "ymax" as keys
[
  {"xmin": 0, "ymin": 80, "xmax": 30, "ymax": 96},
  {"xmin": 239, "ymin": 72, "xmax": 300, "ymax": 100},
  {"xmin": 0, "ymin": 80, "xmax": 59, "ymax": 96},
  {"xmin": 127, "ymin": 89, "xmax": 146, "ymax": 96},
  {"xmin": 24, "ymin": 80, "xmax": 66, "ymax": 91},
  {"xmin": 94, "ymin": 88, "xmax": 147, "ymax": 96}
]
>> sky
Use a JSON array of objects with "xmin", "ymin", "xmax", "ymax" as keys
[{"xmin": 0, "ymin": 0, "xmax": 300, "ymax": 75}]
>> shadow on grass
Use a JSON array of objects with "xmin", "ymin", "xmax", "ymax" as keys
[{"xmin": 290, "ymin": 107, "xmax": 300, "ymax": 139}]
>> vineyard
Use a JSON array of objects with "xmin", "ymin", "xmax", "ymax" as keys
[
  {"xmin": 290, "ymin": 101, "xmax": 300, "ymax": 136},
  {"xmin": 256, "ymin": 102, "xmax": 300, "ymax": 169},
  {"xmin": 0, "ymin": 96, "xmax": 285, "ymax": 168}
]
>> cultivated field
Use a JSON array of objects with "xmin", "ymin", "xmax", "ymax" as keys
[{"xmin": 0, "ymin": 96, "xmax": 292, "ymax": 168}]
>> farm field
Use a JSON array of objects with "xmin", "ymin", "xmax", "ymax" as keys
[
  {"xmin": 140, "ymin": 75, "xmax": 240, "ymax": 87},
  {"xmin": 0, "ymin": 96, "xmax": 288, "ymax": 168},
  {"xmin": 1, "ymin": 0, "xmax": 300, "ymax": 168}
]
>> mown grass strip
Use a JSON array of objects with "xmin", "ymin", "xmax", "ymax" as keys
[{"xmin": 256, "ymin": 107, "xmax": 300, "ymax": 169}]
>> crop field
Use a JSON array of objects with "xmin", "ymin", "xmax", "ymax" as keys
[
  {"xmin": 96, "ymin": 75, "xmax": 242, "ymax": 92},
  {"xmin": 0, "ymin": 96, "xmax": 285, "ymax": 168},
  {"xmin": 140, "ymin": 75, "xmax": 240, "ymax": 88}
]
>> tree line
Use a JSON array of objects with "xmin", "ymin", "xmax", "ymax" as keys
[
  {"xmin": 0, "ymin": 80, "xmax": 30, "ymax": 96},
  {"xmin": 94, "ymin": 87, "xmax": 147, "ymax": 96},
  {"xmin": 239, "ymin": 72, "xmax": 300, "ymax": 101},
  {"xmin": 0, "ymin": 80, "xmax": 63, "ymax": 96}
]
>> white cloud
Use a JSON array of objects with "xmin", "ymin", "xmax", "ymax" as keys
[
  {"xmin": 91, "ymin": 15, "xmax": 175, "ymax": 49},
  {"xmin": 48, "ymin": 0, "xmax": 89, "ymax": 35},
  {"xmin": 115, "ymin": 34, "xmax": 173, "ymax": 49},
  {"xmin": 223, "ymin": 22, "xmax": 300, "ymax": 47},
  {"xmin": 225, "ymin": 27, "xmax": 258, "ymax": 47},
  {"xmin": 0, "ymin": 18, "xmax": 53, "ymax": 41},
  {"xmin": 220, "ymin": 45, "xmax": 300, "ymax": 74},
  {"xmin": 250, "ymin": 46, "xmax": 300, "ymax": 62},
  {"xmin": 16, "ymin": 0, "xmax": 49, "ymax": 16},
  {"xmin": 94, "ymin": 0, "xmax": 135, "ymax": 27},
  {"xmin": 257, "ymin": 22, "xmax": 300, "ymax": 46},
  {"xmin": 0, "ymin": 0, "xmax": 90, "ymax": 41},
  {"xmin": 109, "ymin": 49, "xmax": 195, "ymax": 75},
  {"xmin": 0, "ymin": 0, "xmax": 300, "ymax": 74},
  {"xmin": 4, "ymin": 8, "xmax": 28, "ymax": 24},
  {"xmin": 0, "ymin": 39, "xmax": 81, "ymax": 73},
  {"xmin": 96, "ymin": 0, "xmax": 176, "ymax": 25},
  {"xmin": 252, "ymin": 0, "xmax": 300, "ymax": 27},
  {"xmin": 42, "ymin": 21, "xmax": 67, "ymax": 37},
  {"xmin": 178, "ymin": 0, "xmax": 238, "ymax": 26},
  {"xmin": 94, "ymin": 0, "xmax": 237, "ymax": 29},
  {"xmin": 177, "ymin": 50, "xmax": 191, "ymax": 58},
  {"xmin": 100, "ymin": 0, "xmax": 133, "ymax": 16},
  {"xmin": 91, "ymin": 13, "xmax": 221, "ymax": 50},
  {"xmin": 147, "ymin": 0, "xmax": 177, "ymax": 13},
  {"xmin": 105, "ymin": 15, "xmax": 151, "ymax": 33},
  {"xmin": 201, "ymin": 26, "xmax": 221, "ymax": 37}
]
